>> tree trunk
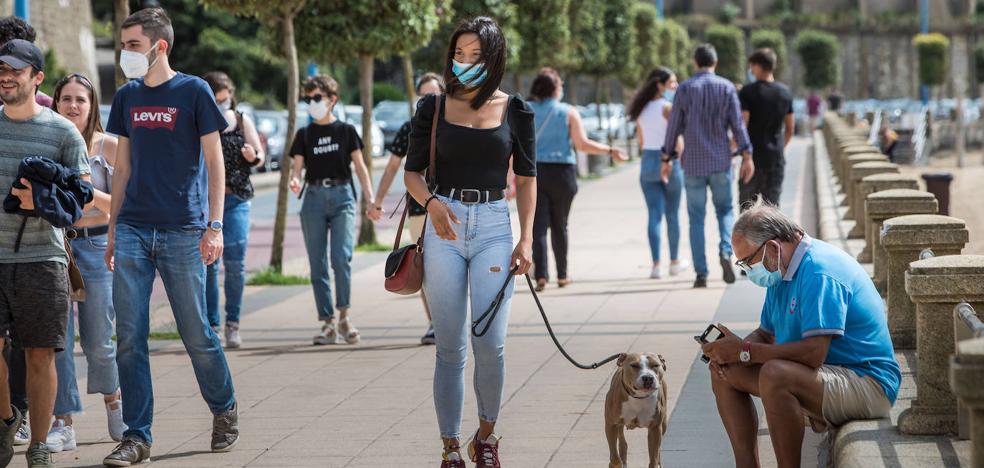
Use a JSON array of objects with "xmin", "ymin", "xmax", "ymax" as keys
[
  {"xmin": 566, "ymin": 73, "xmax": 578, "ymax": 104},
  {"xmin": 403, "ymin": 54, "xmax": 416, "ymax": 118},
  {"xmin": 270, "ymin": 12, "xmax": 300, "ymax": 273},
  {"xmin": 358, "ymin": 53, "xmax": 377, "ymax": 246},
  {"xmin": 113, "ymin": 0, "xmax": 129, "ymax": 88},
  {"xmin": 594, "ymin": 75, "xmax": 602, "ymax": 131}
]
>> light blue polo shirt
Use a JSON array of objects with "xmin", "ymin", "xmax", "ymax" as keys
[{"xmin": 760, "ymin": 235, "xmax": 901, "ymax": 404}]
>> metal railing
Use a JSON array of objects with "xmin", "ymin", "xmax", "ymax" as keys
[{"xmin": 953, "ymin": 302, "xmax": 981, "ymax": 439}]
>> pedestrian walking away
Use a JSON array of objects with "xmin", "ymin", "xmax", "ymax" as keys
[
  {"xmin": 662, "ymin": 44, "xmax": 754, "ymax": 288},
  {"xmin": 628, "ymin": 66, "xmax": 689, "ymax": 280},
  {"xmin": 289, "ymin": 74, "xmax": 381, "ymax": 346},
  {"xmin": 103, "ymin": 7, "xmax": 239, "ymax": 465},
  {"xmin": 49, "ymin": 72, "xmax": 127, "ymax": 455},
  {"xmin": 738, "ymin": 48, "xmax": 794, "ymax": 209},
  {"xmin": 528, "ymin": 67, "xmax": 626, "ymax": 292},
  {"xmin": 806, "ymin": 90, "xmax": 822, "ymax": 132},
  {"xmin": 203, "ymin": 71, "xmax": 265, "ymax": 350},
  {"xmin": 0, "ymin": 38, "xmax": 92, "ymax": 468},
  {"xmin": 404, "ymin": 17, "xmax": 536, "ymax": 468}
]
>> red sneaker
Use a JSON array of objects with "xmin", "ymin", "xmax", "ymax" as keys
[
  {"xmin": 441, "ymin": 450, "xmax": 466, "ymax": 468},
  {"xmin": 468, "ymin": 432, "xmax": 501, "ymax": 468}
]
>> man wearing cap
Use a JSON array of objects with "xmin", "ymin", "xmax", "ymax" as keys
[{"xmin": 0, "ymin": 39, "xmax": 90, "ymax": 467}]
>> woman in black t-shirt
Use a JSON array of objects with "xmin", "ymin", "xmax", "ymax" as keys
[
  {"xmin": 288, "ymin": 75, "xmax": 380, "ymax": 347},
  {"xmin": 405, "ymin": 17, "xmax": 536, "ymax": 468}
]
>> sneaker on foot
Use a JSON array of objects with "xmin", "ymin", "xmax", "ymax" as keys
[
  {"xmin": 211, "ymin": 403, "xmax": 239, "ymax": 452},
  {"xmin": 468, "ymin": 431, "xmax": 501, "ymax": 468},
  {"xmin": 649, "ymin": 266, "xmax": 662, "ymax": 279},
  {"xmin": 106, "ymin": 398, "xmax": 126, "ymax": 442},
  {"xmin": 441, "ymin": 450, "xmax": 466, "ymax": 468},
  {"xmin": 14, "ymin": 415, "xmax": 28, "ymax": 446},
  {"xmin": 312, "ymin": 320, "xmax": 337, "ymax": 345},
  {"xmin": 693, "ymin": 275, "xmax": 708, "ymax": 288},
  {"xmin": 103, "ymin": 437, "xmax": 151, "ymax": 466},
  {"xmin": 0, "ymin": 406, "xmax": 24, "ymax": 466},
  {"xmin": 225, "ymin": 321, "xmax": 242, "ymax": 349},
  {"xmin": 420, "ymin": 324, "xmax": 436, "ymax": 345},
  {"xmin": 720, "ymin": 254, "xmax": 736, "ymax": 284},
  {"xmin": 26, "ymin": 442, "xmax": 53, "ymax": 468},
  {"xmin": 45, "ymin": 419, "xmax": 76, "ymax": 453},
  {"xmin": 669, "ymin": 260, "xmax": 691, "ymax": 276}
]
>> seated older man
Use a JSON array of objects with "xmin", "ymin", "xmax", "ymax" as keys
[{"xmin": 701, "ymin": 199, "xmax": 900, "ymax": 468}]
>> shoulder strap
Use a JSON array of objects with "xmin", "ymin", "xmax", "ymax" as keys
[
  {"xmin": 535, "ymin": 102, "xmax": 560, "ymax": 140},
  {"xmin": 427, "ymin": 94, "xmax": 440, "ymax": 186}
]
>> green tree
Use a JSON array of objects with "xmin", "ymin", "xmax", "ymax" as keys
[
  {"xmin": 513, "ymin": 0, "xmax": 570, "ymax": 75},
  {"xmin": 564, "ymin": 0, "xmax": 608, "ymax": 103},
  {"xmin": 973, "ymin": 43, "xmax": 984, "ymax": 104},
  {"xmin": 913, "ymin": 33, "xmax": 950, "ymax": 88},
  {"xmin": 627, "ymin": 2, "xmax": 659, "ymax": 86},
  {"xmin": 295, "ymin": 0, "xmax": 449, "ymax": 246},
  {"xmin": 705, "ymin": 24, "xmax": 745, "ymax": 84},
  {"xmin": 660, "ymin": 20, "xmax": 692, "ymax": 80},
  {"xmin": 201, "ymin": 0, "xmax": 307, "ymax": 273},
  {"xmin": 793, "ymin": 29, "xmax": 839, "ymax": 90},
  {"xmin": 749, "ymin": 29, "xmax": 787, "ymax": 80},
  {"xmin": 603, "ymin": 0, "xmax": 635, "ymax": 86}
]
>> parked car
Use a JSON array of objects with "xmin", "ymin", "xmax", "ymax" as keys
[
  {"xmin": 254, "ymin": 109, "xmax": 288, "ymax": 172},
  {"xmin": 373, "ymin": 100, "xmax": 411, "ymax": 146},
  {"xmin": 579, "ymin": 103, "xmax": 630, "ymax": 142},
  {"xmin": 343, "ymin": 105, "xmax": 385, "ymax": 157}
]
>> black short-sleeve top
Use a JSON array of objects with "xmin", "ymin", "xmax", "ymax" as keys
[
  {"xmin": 404, "ymin": 94, "xmax": 536, "ymax": 191},
  {"xmin": 289, "ymin": 120, "xmax": 363, "ymax": 182}
]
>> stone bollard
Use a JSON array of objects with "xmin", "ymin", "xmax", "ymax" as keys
[
  {"xmin": 856, "ymin": 174, "xmax": 921, "ymax": 263},
  {"xmin": 873, "ymin": 195, "xmax": 942, "ymax": 299},
  {"xmin": 950, "ymin": 335, "xmax": 984, "ymax": 465},
  {"xmin": 844, "ymin": 161, "xmax": 899, "ymax": 234},
  {"xmin": 899, "ymin": 255, "xmax": 984, "ymax": 435},
  {"xmin": 836, "ymin": 145, "xmax": 880, "ymax": 181},
  {"xmin": 840, "ymin": 153, "xmax": 888, "ymax": 206}
]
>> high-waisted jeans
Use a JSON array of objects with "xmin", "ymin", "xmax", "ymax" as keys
[
  {"xmin": 423, "ymin": 195, "xmax": 514, "ymax": 439},
  {"xmin": 640, "ymin": 150, "xmax": 685, "ymax": 263}
]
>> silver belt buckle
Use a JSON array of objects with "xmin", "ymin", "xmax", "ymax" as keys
[
  {"xmin": 320, "ymin": 179, "xmax": 332, "ymax": 187},
  {"xmin": 65, "ymin": 228, "xmax": 78, "ymax": 240},
  {"xmin": 459, "ymin": 189, "xmax": 482, "ymax": 204}
]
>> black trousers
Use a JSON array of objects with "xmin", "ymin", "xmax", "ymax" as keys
[
  {"xmin": 3, "ymin": 340, "xmax": 28, "ymax": 413},
  {"xmin": 739, "ymin": 157, "xmax": 785, "ymax": 210},
  {"xmin": 533, "ymin": 163, "xmax": 579, "ymax": 281}
]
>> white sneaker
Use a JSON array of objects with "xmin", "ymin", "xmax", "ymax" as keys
[
  {"xmin": 669, "ymin": 260, "xmax": 691, "ymax": 276},
  {"xmin": 105, "ymin": 398, "xmax": 126, "ymax": 442},
  {"xmin": 45, "ymin": 419, "xmax": 76, "ymax": 453},
  {"xmin": 650, "ymin": 265, "xmax": 662, "ymax": 279},
  {"xmin": 14, "ymin": 415, "xmax": 28, "ymax": 446},
  {"xmin": 225, "ymin": 321, "xmax": 242, "ymax": 349},
  {"xmin": 312, "ymin": 320, "xmax": 338, "ymax": 345}
]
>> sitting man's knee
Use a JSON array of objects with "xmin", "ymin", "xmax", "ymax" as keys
[{"xmin": 758, "ymin": 359, "xmax": 794, "ymax": 395}]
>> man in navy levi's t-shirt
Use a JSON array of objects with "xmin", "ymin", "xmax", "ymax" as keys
[{"xmin": 102, "ymin": 8, "xmax": 238, "ymax": 465}]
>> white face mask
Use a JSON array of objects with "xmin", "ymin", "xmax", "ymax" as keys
[
  {"xmin": 218, "ymin": 99, "xmax": 232, "ymax": 111},
  {"xmin": 119, "ymin": 44, "xmax": 159, "ymax": 79},
  {"xmin": 308, "ymin": 100, "xmax": 329, "ymax": 121}
]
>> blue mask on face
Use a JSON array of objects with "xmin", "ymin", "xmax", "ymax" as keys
[
  {"xmin": 452, "ymin": 60, "xmax": 488, "ymax": 88},
  {"xmin": 662, "ymin": 90, "xmax": 675, "ymax": 102},
  {"xmin": 747, "ymin": 69, "xmax": 756, "ymax": 83},
  {"xmin": 747, "ymin": 243, "xmax": 782, "ymax": 288}
]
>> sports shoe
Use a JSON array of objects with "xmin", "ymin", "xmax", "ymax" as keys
[
  {"xmin": 420, "ymin": 324, "xmax": 436, "ymax": 345},
  {"xmin": 720, "ymin": 253, "xmax": 736, "ymax": 284},
  {"xmin": 211, "ymin": 403, "xmax": 239, "ymax": 452},
  {"xmin": 338, "ymin": 317, "xmax": 361, "ymax": 345},
  {"xmin": 468, "ymin": 431, "xmax": 501, "ymax": 468},
  {"xmin": 649, "ymin": 266, "xmax": 662, "ymax": 279},
  {"xmin": 26, "ymin": 442, "xmax": 53, "ymax": 468},
  {"xmin": 693, "ymin": 275, "xmax": 708, "ymax": 288},
  {"xmin": 14, "ymin": 416, "xmax": 28, "ymax": 446},
  {"xmin": 669, "ymin": 260, "xmax": 691, "ymax": 276},
  {"xmin": 441, "ymin": 450, "xmax": 466, "ymax": 468},
  {"xmin": 312, "ymin": 320, "xmax": 337, "ymax": 345},
  {"xmin": 106, "ymin": 398, "xmax": 126, "ymax": 442},
  {"xmin": 103, "ymin": 437, "xmax": 151, "ymax": 466},
  {"xmin": 0, "ymin": 406, "xmax": 24, "ymax": 466},
  {"xmin": 225, "ymin": 321, "xmax": 242, "ymax": 349},
  {"xmin": 45, "ymin": 419, "xmax": 76, "ymax": 453}
]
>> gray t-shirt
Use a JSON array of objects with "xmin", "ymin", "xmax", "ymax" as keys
[{"xmin": 0, "ymin": 107, "xmax": 90, "ymax": 265}]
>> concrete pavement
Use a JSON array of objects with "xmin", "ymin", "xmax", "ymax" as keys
[{"xmin": 22, "ymin": 139, "xmax": 819, "ymax": 467}]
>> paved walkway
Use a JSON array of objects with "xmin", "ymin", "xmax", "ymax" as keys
[{"xmin": 21, "ymin": 140, "xmax": 818, "ymax": 467}]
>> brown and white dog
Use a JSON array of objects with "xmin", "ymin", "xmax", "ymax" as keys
[{"xmin": 604, "ymin": 352, "xmax": 668, "ymax": 468}]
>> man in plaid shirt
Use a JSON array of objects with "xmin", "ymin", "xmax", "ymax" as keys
[{"xmin": 662, "ymin": 44, "xmax": 755, "ymax": 288}]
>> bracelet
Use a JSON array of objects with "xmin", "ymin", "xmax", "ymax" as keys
[{"xmin": 424, "ymin": 195, "xmax": 438, "ymax": 210}]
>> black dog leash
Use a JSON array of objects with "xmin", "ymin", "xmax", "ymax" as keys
[{"xmin": 472, "ymin": 266, "xmax": 622, "ymax": 370}]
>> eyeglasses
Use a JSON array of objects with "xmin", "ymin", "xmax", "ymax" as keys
[
  {"xmin": 734, "ymin": 238, "xmax": 775, "ymax": 273},
  {"xmin": 302, "ymin": 94, "xmax": 327, "ymax": 104}
]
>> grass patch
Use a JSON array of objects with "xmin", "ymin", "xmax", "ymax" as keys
[
  {"xmin": 355, "ymin": 242, "xmax": 391, "ymax": 253},
  {"xmin": 76, "ymin": 332, "xmax": 183, "ymax": 342},
  {"xmin": 247, "ymin": 268, "xmax": 311, "ymax": 286}
]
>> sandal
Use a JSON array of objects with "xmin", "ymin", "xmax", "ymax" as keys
[
  {"xmin": 312, "ymin": 320, "xmax": 338, "ymax": 345},
  {"xmin": 535, "ymin": 278, "xmax": 547, "ymax": 292},
  {"xmin": 557, "ymin": 278, "xmax": 573, "ymax": 288},
  {"xmin": 338, "ymin": 317, "xmax": 361, "ymax": 345}
]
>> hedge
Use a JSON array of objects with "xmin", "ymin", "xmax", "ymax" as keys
[
  {"xmin": 706, "ymin": 24, "xmax": 745, "ymax": 84},
  {"xmin": 913, "ymin": 33, "xmax": 950, "ymax": 87},
  {"xmin": 794, "ymin": 29, "xmax": 839, "ymax": 90},
  {"xmin": 750, "ymin": 29, "xmax": 787, "ymax": 80}
]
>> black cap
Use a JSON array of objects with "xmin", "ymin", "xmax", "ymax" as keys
[{"xmin": 0, "ymin": 39, "xmax": 44, "ymax": 72}]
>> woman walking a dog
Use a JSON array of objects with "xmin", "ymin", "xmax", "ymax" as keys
[{"xmin": 404, "ymin": 17, "xmax": 536, "ymax": 468}]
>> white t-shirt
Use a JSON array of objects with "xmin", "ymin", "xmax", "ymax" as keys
[{"xmin": 637, "ymin": 98, "xmax": 670, "ymax": 151}]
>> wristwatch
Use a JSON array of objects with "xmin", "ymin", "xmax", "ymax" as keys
[
  {"xmin": 739, "ymin": 340, "xmax": 752, "ymax": 363},
  {"xmin": 208, "ymin": 220, "xmax": 223, "ymax": 232}
]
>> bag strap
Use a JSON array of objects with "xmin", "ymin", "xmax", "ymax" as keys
[
  {"xmin": 535, "ymin": 103, "xmax": 560, "ymax": 141},
  {"xmin": 391, "ymin": 94, "xmax": 440, "ymax": 252}
]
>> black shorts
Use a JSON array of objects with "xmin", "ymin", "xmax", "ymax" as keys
[{"xmin": 0, "ymin": 261, "xmax": 69, "ymax": 351}]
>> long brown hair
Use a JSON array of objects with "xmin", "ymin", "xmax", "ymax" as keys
[{"xmin": 51, "ymin": 73, "xmax": 102, "ymax": 151}]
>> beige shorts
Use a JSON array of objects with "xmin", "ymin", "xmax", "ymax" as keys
[
  {"xmin": 407, "ymin": 215, "xmax": 426, "ymax": 242},
  {"xmin": 817, "ymin": 364, "xmax": 892, "ymax": 427}
]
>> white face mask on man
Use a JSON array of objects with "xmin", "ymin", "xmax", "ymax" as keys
[{"xmin": 119, "ymin": 43, "xmax": 160, "ymax": 79}]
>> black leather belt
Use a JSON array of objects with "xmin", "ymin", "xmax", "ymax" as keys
[
  {"xmin": 436, "ymin": 187, "xmax": 506, "ymax": 204},
  {"xmin": 66, "ymin": 225, "xmax": 109, "ymax": 239},
  {"xmin": 309, "ymin": 178, "xmax": 350, "ymax": 187}
]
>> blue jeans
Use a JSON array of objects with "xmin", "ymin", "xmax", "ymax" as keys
[
  {"xmin": 113, "ymin": 224, "xmax": 236, "ymax": 444},
  {"xmin": 423, "ymin": 196, "xmax": 514, "ymax": 439},
  {"xmin": 300, "ymin": 184, "xmax": 355, "ymax": 320},
  {"xmin": 640, "ymin": 150, "xmax": 684, "ymax": 263},
  {"xmin": 206, "ymin": 194, "xmax": 252, "ymax": 326},
  {"xmin": 685, "ymin": 170, "xmax": 736, "ymax": 276},
  {"xmin": 54, "ymin": 233, "xmax": 121, "ymax": 415}
]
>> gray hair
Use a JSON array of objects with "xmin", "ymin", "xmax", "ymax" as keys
[{"xmin": 733, "ymin": 196, "xmax": 804, "ymax": 248}]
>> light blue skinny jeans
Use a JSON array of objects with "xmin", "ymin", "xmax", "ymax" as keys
[{"xmin": 423, "ymin": 195, "xmax": 514, "ymax": 439}]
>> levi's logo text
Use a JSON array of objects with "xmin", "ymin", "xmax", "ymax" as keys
[
  {"xmin": 131, "ymin": 107, "xmax": 179, "ymax": 130},
  {"xmin": 313, "ymin": 136, "xmax": 340, "ymax": 155}
]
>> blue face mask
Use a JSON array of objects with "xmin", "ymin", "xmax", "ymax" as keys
[
  {"xmin": 662, "ymin": 89, "xmax": 675, "ymax": 102},
  {"xmin": 747, "ymin": 243, "xmax": 782, "ymax": 288},
  {"xmin": 452, "ymin": 60, "xmax": 488, "ymax": 88},
  {"xmin": 557, "ymin": 88, "xmax": 564, "ymax": 101},
  {"xmin": 747, "ymin": 69, "xmax": 756, "ymax": 83}
]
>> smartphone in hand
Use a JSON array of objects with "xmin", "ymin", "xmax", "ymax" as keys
[{"xmin": 694, "ymin": 324, "xmax": 725, "ymax": 363}]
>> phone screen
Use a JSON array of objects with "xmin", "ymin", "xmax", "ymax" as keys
[{"xmin": 696, "ymin": 325, "xmax": 725, "ymax": 363}]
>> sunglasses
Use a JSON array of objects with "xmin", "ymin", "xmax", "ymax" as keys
[
  {"xmin": 58, "ymin": 73, "xmax": 94, "ymax": 89},
  {"xmin": 734, "ymin": 238, "xmax": 776, "ymax": 273},
  {"xmin": 302, "ymin": 94, "xmax": 330, "ymax": 104}
]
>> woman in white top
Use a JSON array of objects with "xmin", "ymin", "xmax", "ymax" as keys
[{"xmin": 627, "ymin": 67, "xmax": 688, "ymax": 279}]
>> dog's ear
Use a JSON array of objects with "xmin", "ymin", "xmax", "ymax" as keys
[
  {"xmin": 657, "ymin": 354, "xmax": 667, "ymax": 371},
  {"xmin": 616, "ymin": 353, "xmax": 627, "ymax": 367}
]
